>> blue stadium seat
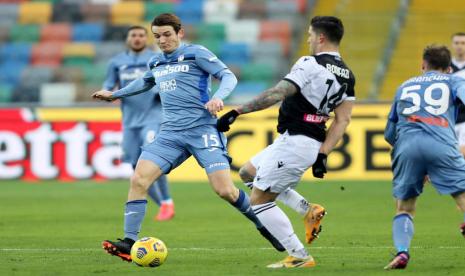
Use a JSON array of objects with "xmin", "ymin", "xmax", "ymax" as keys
[
  {"xmin": 0, "ymin": 4, "xmax": 19, "ymax": 26},
  {"xmin": 175, "ymin": 0, "xmax": 203, "ymax": 25},
  {"xmin": 72, "ymin": 23, "xmax": 104, "ymax": 42},
  {"xmin": 0, "ymin": 61, "xmax": 27, "ymax": 86},
  {"xmin": 219, "ymin": 42, "xmax": 250, "ymax": 66},
  {"xmin": 0, "ymin": 43, "xmax": 32, "ymax": 63}
]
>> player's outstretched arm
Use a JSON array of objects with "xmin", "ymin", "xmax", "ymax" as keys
[
  {"xmin": 216, "ymin": 80, "xmax": 297, "ymax": 132},
  {"xmin": 92, "ymin": 76, "xmax": 156, "ymax": 102},
  {"xmin": 205, "ymin": 69, "xmax": 237, "ymax": 116}
]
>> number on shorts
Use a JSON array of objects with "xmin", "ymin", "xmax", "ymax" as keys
[{"xmin": 202, "ymin": 134, "xmax": 220, "ymax": 148}]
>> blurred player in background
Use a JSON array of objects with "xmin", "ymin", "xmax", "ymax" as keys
[
  {"xmin": 384, "ymin": 45, "xmax": 465, "ymax": 269},
  {"xmin": 451, "ymin": 32, "xmax": 465, "ymax": 156},
  {"xmin": 217, "ymin": 16, "xmax": 355, "ymax": 268},
  {"xmin": 93, "ymin": 13, "xmax": 284, "ymax": 262},
  {"xmin": 102, "ymin": 26, "xmax": 175, "ymax": 221}
]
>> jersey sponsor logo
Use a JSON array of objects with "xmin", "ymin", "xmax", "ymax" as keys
[
  {"xmin": 303, "ymin": 113, "xmax": 329, "ymax": 123},
  {"xmin": 159, "ymin": 79, "xmax": 177, "ymax": 92},
  {"xmin": 153, "ymin": 64, "xmax": 190, "ymax": 78},
  {"xmin": 120, "ymin": 68, "xmax": 146, "ymax": 81},
  {"xmin": 325, "ymin": 64, "xmax": 350, "ymax": 79},
  {"xmin": 407, "ymin": 114, "xmax": 449, "ymax": 127}
]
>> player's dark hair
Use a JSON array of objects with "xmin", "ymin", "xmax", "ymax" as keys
[
  {"xmin": 126, "ymin": 25, "xmax": 147, "ymax": 36},
  {"xmin": 423, "ymin": 44, "xmax": 451, "ymax": 71},
  {"xmin": 451, "ymin": 32, "xmax": 465, "ymax": 39},
  {"xmin": 151, "ymin": 13, "xmax": 182, "ymax": 34},
  {"xmin": 310, "ymin": 16, "xmax": 344, "ymax": 44}
]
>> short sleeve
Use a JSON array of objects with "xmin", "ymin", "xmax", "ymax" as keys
[
  {"xmin": 283, "ymin": 56, "xmax": 317, "ymax": 91},
  {"xmin": 195, "ymin": 46, "xmax": 228, "ymax": 76}
]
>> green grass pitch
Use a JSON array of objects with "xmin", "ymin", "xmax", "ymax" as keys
[{"xmin": 0, "ymin": 180, "xmax": 464, "ymax": 275}]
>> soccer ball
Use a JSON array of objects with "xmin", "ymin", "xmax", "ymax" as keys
[{"xmin": 130, "ymin": 237, "xmax": 168, "ymax": 267}]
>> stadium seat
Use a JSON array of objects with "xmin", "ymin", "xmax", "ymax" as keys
[
  {"xmin": 31, "ymin": 42, "xmax": 64, "ymax": 67},
  {"xmin": 40, "ymin": 23, "xmax": 72, "ymax": 42},
  {"xmin": 20, "ymin": 66, "xmax": 54, "ymax": 87},
  {"xmin": 0, "ymin": 42, "xmax": 32, "ymax": 63},
  {"xmin": 110, "ymin": 2, "xmax": 144, "ymax": 25},
  {"xmin": 11, "ymin": 84, "xmax": 40, "ymax": 103},
  {"xmin": 62, "ymin": 43, "xmax": 95, "ymax": 66},
  {"xmin": 19, "ymin": 2, "xmax": 52, "ymax": 24},
  {"xmin": 94, "ymin": 41, "xmax": 125, "ymax": 64},
  {"xmin": 52, "ymin": 3, "xmax": 82, "ymax": 22},
  {"xmin": 226, "ymin": 19, "xmax": 259, "ymax": 44},
  {"xmin": 195, "ymin": 23, "xmax": 225, "ymax": 41},
  {"xmin": 72, "ymin": 23, "xmax": 104, "ymax": 42},
  {"xmin": 80, "ymin": 63, "xmax": 107, "ymax": 86},
  {"xmin": 80, "ymin": 3, "xmax": 109, "ymax": 23},
  {"xmin": 9, "ymin": 25, "xmax": 40, "ymax": 42},
  {"xmin": 0, "ymin": 26, "xmax": 10, "ymax": 44},
  {"xmin": 52, "ymin": 67, "xmax": 82, "ymax": 83},
  {"xmin": 195, "ymin": 39, "xmax": 221, "ymax": 55},
  {"xmin": 0, "ymin": 61, "xmax": 27, "ymax": 86},
  {"xmin": 144, "ymin": 2, "xmax": 175, "ymax": 21},
  {"xmin": 240, "ymin": 63, "xmax": 276, "ymax": 82},
  {"xmin": 266, "ymin": 0, "xmax": 299, "ymax": 20},
  {"xmin": 203, "ymin": 0, "xmax": 238, "ymax": 23},
  {"xmin": 259, "ymin": 20, "xmax": 291, "ymax": 55},
  {"xmin": 175, "ymin": 0, "xmax": 204, "ymax": 24},
  {"xmin": 238, "ymin": 1, "xmax": 267, "ymax": 19},
  {"xmin": 0, "ymin": 84, "xmax": 13, "ymax": 103},
  {"xmin": 103, "ymin": 25, "xmax": 130, "ymax": 41},
  {"xmin": 219, "ymin": 42, "xmax": 250, "ymax": 66},
  {"xmin": 0, "ymin": 4, "xmax": 19, "ymax": 26},
  {"xmin": 40, "ymin": 82, "xmax": 76, "ymax": 105}
]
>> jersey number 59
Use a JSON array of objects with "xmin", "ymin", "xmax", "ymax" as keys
[{"xmin": 400, "ymin": 83, "xmax": 450, "ymax": 115}]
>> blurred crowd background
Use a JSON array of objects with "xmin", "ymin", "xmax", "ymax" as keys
[{"xmin": 0, "ymin": 0, "xmax": 463, "ymax": 106}]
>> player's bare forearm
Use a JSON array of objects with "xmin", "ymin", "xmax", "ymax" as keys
[
  {"xmin": 236, "ymin": 80, "xmax": 297, "ymax": 114},
  {"xmin": 319, "ymin": 101, "xmax": 353, "ymax": 154}
]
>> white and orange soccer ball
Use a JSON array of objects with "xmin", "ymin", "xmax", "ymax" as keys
[{"xmin": 130, "ymin": 237, "xmax": 168, "ymax": 267}]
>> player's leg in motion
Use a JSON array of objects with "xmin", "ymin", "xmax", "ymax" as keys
[
  {"xmin": 102, "ymin": 159, "xmax": 163, "ymax": 261},
  {"xmin": 452, "ymin": 192, "xmax": 465, "ymax": 236},
  {"xmin": 240, "ymin": 162, "xmax": 326, "ymax": 244},
  {"xmin": 250, "ymin": 188, "xmax": 315, "ymax": 268},
  {"xmin": 207, "ymin": 169, "xmax": 285, "ymax": 252},
  {"xmin": 384, "ymin": 197, "xmax": 416, "ymax": 270},
  {"xmin": 154, "ymin": 174, "xmax": 175, "ymax": 221}
]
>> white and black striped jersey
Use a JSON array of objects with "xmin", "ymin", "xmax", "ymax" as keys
[
  {"xmin": 452, "ymin": 59, "xmax": 465, "ymax": 124},
  {"xmin": 278, "ymin": 52, "xmax": 355, "ymax": 142}
]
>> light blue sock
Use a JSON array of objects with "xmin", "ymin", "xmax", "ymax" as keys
[
  {"xmin": 393, "ymin": 213, "xmax": 414, "ymax": 253},
  {"xmin": 157, "ymin": 174, "xmax": 172, "ymax": 202},
  {"xmin": 124, "ymin": 199, "xmax": 147, "ymax": 241},
  {"xmin": 231, "ymin": 189, "xmax": 263, "ymax": 229},
  {"xmin": 147, "ymin": 183, "xmax": 161, "ymax": 206}
]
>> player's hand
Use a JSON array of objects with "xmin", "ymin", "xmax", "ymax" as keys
[
  {"xmin": 205, "ymin": 98, "xmax": 224, "ymax": 116},
  {"xmin": 312, "ymin": 153, "xmax": 327, "ymax": 178},
  {"xmin": 92, "ymin": 90, "xmax": 115, "ymax": 102},
  {"xmin": 217, "ymin": 110, "xmax": 239, "ymax": 132}
]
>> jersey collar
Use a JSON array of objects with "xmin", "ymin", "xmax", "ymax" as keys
[
  {"xmin": 163, "ymin": 43, "xmax": 186, "ymax": 60},
  {"xmin": 315, "ymin": 51, "xmax": 340, "ymax": 57}
]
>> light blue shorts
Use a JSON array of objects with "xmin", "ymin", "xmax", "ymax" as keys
[
  {"xmin": 392, "ymin": 133, "xmax": 465, "ymax": 199},
  {"xmin": 122, "ymin": 123, "xmax": 161, "ymax": 167},
  {"xmin": 139, "ymin": 124, "xmax": 231, "ymax": 174}
]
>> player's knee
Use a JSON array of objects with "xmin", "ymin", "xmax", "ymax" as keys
[
  {"xmin": 130, "ymin": 172, "xmax": 150, "ymax": 193},
  {"xmin": 239, "ymin": 165, "xmax": 254, "ymax": 183},
  {"xmin": 214, "ymin": 186, "xmax": 237, "ymax": 202}
]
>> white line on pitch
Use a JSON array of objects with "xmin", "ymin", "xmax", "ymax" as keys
[{"xmin": 0, "ymin": 246, "xmax": 464, "ymax": 252}]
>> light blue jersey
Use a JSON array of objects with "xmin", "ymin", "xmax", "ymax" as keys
[
  {"xmin": 386, "ymin": 71, "xmax": 465, "ymax": 146},
  {"xmin": 385, "ymin": 71, "xmax": 465, "ymax": 199},
  {"xmin": 103, "ymin": 49, "xmax": 162, "ymax": 128},
  {"xmin": 111, "ymin": 43, "xmax": 237, "ymax": 174}
]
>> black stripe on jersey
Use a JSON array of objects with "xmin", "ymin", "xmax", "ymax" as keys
[{"xmin": 277, "ymin": 54, "xmax": 355, "ymax": 142}]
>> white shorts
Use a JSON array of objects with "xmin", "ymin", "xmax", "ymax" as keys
[
  {"xmin": 455, "ymin": 122, "xmax": 465, "ymax": 147},
  {"xmin": 251, "ymin": 131, "xmax": 322, "ymax": 193}
]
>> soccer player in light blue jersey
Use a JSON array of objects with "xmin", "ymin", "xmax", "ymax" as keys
[
  {"xmin": 384, "ymin": 45, "xmax": 465, "ymax": 269},
  {"xmin": 103, "ymin": 25, "xmax": 175, "ymax": 221},
  {"xmin": 93, "ymin": 13, "xmax": 283, "ymax": 262}
]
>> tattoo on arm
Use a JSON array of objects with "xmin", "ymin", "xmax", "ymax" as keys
[{"xmin": 237, "ymin": 80, "xmax": 297, "ymax": 114}]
